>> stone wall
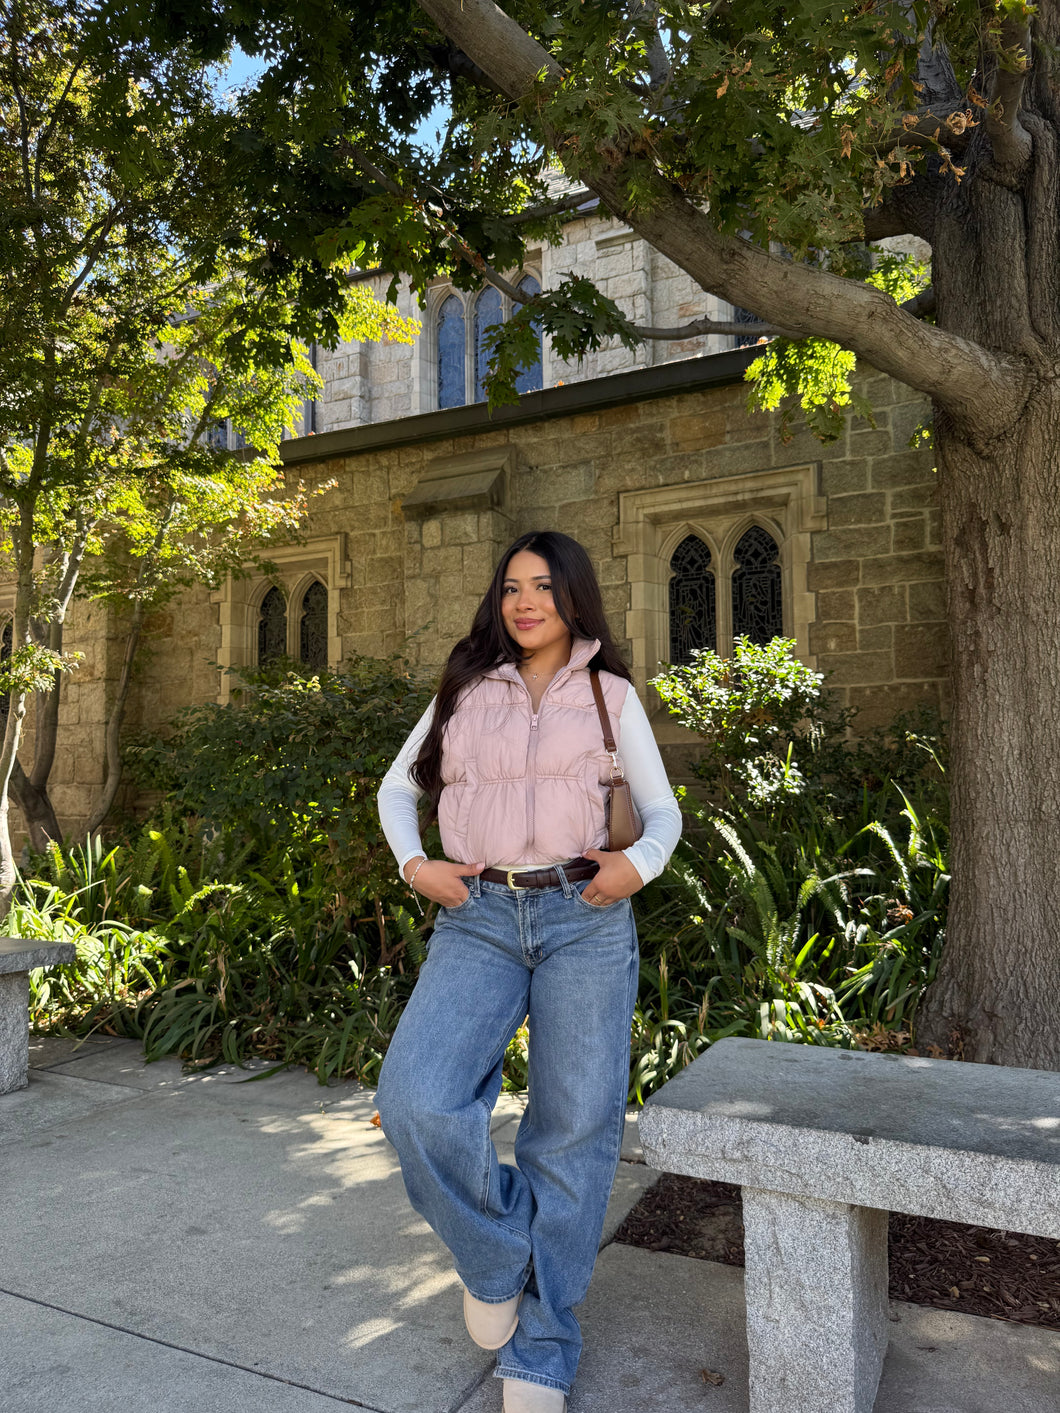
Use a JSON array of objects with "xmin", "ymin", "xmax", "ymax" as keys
[
  {"xmin": 314, "ymin": 209, "xmax": 734, "ymax": 434},
  {"xmin": 806, "ymin": 376, "xmax": 946, "ymax": 726},
  {"xmin": 11, "ymin": 356, "xmax": 947, "ymax": 835}
]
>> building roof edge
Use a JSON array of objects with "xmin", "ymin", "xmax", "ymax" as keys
[{"xmin": 279, "ymin": 346, "xmax": 762, "ymax": 466}]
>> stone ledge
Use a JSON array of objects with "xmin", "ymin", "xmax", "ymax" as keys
[
  {"xmin": 402, "ymin": 446, "xmax": 515, "ymax": 518},
  {"xmin": 640, "ymin": 1038, "xmax": 1060, "ymax": 1238},
  {"xmin": 0, "ymin": 939, "xmax": 76, "ymax": 975}
]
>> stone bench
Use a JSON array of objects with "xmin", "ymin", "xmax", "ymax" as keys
[
  {"xmin": 0, "ymin": 937, "xmax": 76, "ymax": 1095},
  {"xmin": 639, "ymin": 1036, "xmax": 1060, "ymax": 1413}
]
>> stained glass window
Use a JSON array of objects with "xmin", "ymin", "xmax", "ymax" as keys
[
  {"xmin": 206, "ymin": 420, "xmax": 228, "ymax": 451},
  {"xmin": 514, "ymin": 275, "xmax": 543, "ymax": 395},
  {"xmin": 669, "ymin": 535, "xmax": 716, "ymax": 663},
  {"xmin": 299, "ymin": 581, "xmax": 328, "ymax": 671},
  {"xmin": 437, "ymin": 295, "xmax": 466, "ymax": 409},
  {"xmin": 258, "ymin": 586, "xmax": 287, "ymax": 665},
  {"xmin": 473, "ymin": 286, "xmax": 503, "ymax": 402},
  {"xmin": 733, "ymin": 306, "xmax": 766, "ymax": 349},
  {"xmin": 732, "ymin": 526, "xmax": 783, "ymax": 645}
]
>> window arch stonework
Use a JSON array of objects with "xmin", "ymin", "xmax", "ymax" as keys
[
  {"xmin": 614, "ymin": 465, "xmax": 826, "ymax": 734},
  {"xmin": 437, "ymin": 294, "xmax": 466, "ymax": 409},
  {"xmin": 731, "ymin": 525, "xmax": 784, "ymax": 645},
  {"xmin": 668, "ymin": 534, "xmax": 717, "ymax": 663},
  {"xmin": 473, "ymin": 286, "xmax": 503, "ymax": 402},
  {"xmin": 422, "ymin": 269, "xmax": 544, "ymax": 413},
  {"xmin": 212, "ymin": 534, "xmax": 352, "ymax": 704},
  {"xmin": 298, "ymin": 580, "xmax": 329, "ymax": 671}
]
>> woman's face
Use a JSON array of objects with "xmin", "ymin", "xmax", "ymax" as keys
[{"xmin": 501, "ymin": 549, "xmax": 573, "ymax": 659}]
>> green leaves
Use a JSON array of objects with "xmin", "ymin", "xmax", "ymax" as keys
[
  {"xmin": 126, "ymin": 654, "xmax": 434, "ymax": 907},
  {"xmin": 480, "ymin": 273, "xmax": 638, "ymax": 405},
  {"xmin": 0, "ymin": 642, "xmax": 80, "ymax": 697},
  {"xmin": 0, "ymin": 0, "xmax": 422, "ymax": 864},
  {"xmin": 745, "ymin": 250, "xmax": 932, "ymax": 443},
  {"xmin": 651, "ymin": 636, "xmax": 833, "ymax": 807},
  {"xmin": 22, "ymin": 649, "xmax": 437, "ymax": 1079}
]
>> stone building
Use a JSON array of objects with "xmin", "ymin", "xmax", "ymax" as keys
[{"xmin": 13, "ymin": 206, "xmax": 946, "ymax": 834}]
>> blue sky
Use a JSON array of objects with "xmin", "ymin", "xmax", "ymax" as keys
[
  {"xmin": 211, "ymin": 47, "xmax": 267, "ymax": 97},
  {"xmin": 212, "ymin": 47, "xmax": 447, "ymax": 150}
]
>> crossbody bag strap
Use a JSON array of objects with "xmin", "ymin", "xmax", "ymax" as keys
[{"xmin": 589, "ymin": 669, "xmax": 623, "ymax": 777}]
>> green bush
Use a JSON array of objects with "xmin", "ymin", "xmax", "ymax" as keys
[
  {"xmin": 650, "ymin": 635, "xmax": 946, "ymax": 819},
  {"xmin": 23, "ymin": 655, "xmax": 437, "ymax": 1081},
  {"xmin": 127, "ymin": 654, "xmax": 434, "ymax": 912},
  {"xmin": 631, "ymin": 636, "xmax": 947, "ymax": 1095},
  {"xmin": 22, "ymin": 642, "xmax": 949, "ymax": 1101},
  {"xmin": 651, "ymin": 636, "xmax": 837, "ymax": 807},
  {"xmin": 628, "ymin": 784, "xmax": 948, "ymax": 1099}
]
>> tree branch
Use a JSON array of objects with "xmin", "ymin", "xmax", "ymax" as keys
[
  {"xmin": 414, "ymin": 0, "xmax": 1023, "ymax": 437},
  {"xmin": 870, "ymin": 103, "xmax": 977, "ymax": 154},
  {"xmin": 86, "ymin": 508, "xmax": 173, "ymax": 834},
  {"xmin": 984, "ymin": 16, "xmax": 1033, "ymax": 176},
  {"xmin": 422, "ymin": 41, "xmax": 509, "ymax": 96},
  {"xmin": 901, "ymin": 285, "xmax": 936, "ymax": 320},
  {"xmin": 33, "ymin": 56, "xmax": 86, "ymax": 199},
  {"xmin": 913, "ymin": 23, "xmax": 963, "ymax": 107},
  {"xmin": 636, "ymin": 318, "xmax": 788, "ymax": 340},
  {"xmin": 7, "ymin": 36, "xmax": 34, "ymax": 202},
  {"xmin": 506, "ymin": 188, "xmax": 596, "ymax": 223},
  {"xmin": 59, "ymin": 203, "xmax": 125, "ymax": 314},
  {"xmin": 349, "ymin": 144, "xmax": 785, "ymax": 342}
]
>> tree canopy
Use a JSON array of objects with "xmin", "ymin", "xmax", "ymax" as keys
[
  {"xmin": 0, "ymin": 0, "xmax": 417, "ymax": 880},
  {"xmin": 39, "ymin": 0, "xmax": 1060, "ymax": 1068}
]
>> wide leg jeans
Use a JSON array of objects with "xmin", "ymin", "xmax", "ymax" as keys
[{"xmin": 375, "ymin": 869, "xmax": 639, "ymax": 1396}]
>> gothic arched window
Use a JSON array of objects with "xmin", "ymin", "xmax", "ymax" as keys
[
  {"xmin": 257, "ymin": 586, "xmax": 287, "ymax": 666},
  {"xmin": 473, "ymin": 286, "xmax": 503, "ymax": 402},
  {"xmin": 433, "ymin": 274, "xmax": 543, "ymax": 409},
  {"xmin": 514, "ymin": 274, "xmax": 543, "ymax": 395},
  {"xmin": 437, "ymin": 295, "xmax": 466, "ymax": 409},
  {"xmin": 669, "ymin": 536, "xmax": 716, "ymax": 664},
  {"xmin": 732, "ymin": 526, "xmax": 783, "ymax": 644},
  {"xmin": 299, "ymin": 581, "xmax": 328, "ymax": 671}
]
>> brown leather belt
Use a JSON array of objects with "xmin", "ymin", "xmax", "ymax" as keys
[{"xmin": 479, "ymin": 857, "xmax": 600, "ymax": 890}]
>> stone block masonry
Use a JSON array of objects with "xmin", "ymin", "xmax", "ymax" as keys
[{"xmin": 6, "ymin": 354, "xmax": 948, "ymax": 830}]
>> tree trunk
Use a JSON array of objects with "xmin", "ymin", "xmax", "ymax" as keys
[
  {"xmin": 85, "ymin": 603, "xmax": 144, "ymax": 836},
  {"xmin": 919, "ymin": 387, "xmax": 1060, "ymax": 1068},
  {"xmin": 9, "ymin": 755, "xmax": 61, "ymax": 854},
  {"xmin": 0, "ymin": 694, "xmax": 28, "ymax": 911}
]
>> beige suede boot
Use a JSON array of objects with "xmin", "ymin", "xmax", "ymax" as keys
[
  {"xmin": 461, "ymin": 1287, "xmax": 522, "ymax": 1350},
  {"xmin": 501, "ymin": 1378, "xmax": 567, "ymax": 1412}
]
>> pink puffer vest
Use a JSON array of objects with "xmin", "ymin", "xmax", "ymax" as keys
[{"xmin": 438, "ymin": 637, "xmax": 629, "ymax": 867}]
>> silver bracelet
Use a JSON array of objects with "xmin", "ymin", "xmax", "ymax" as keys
[{"xmin": 407, "ymin": 857, "xmax": 428, "ymax": 890}]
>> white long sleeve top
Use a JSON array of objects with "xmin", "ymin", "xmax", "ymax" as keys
[{"xmin": 378, "ymin": 682, "xmax": 682, "ymax": 886}]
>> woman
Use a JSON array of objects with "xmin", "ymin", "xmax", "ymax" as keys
[{"xmin": 376, "ymin": 531, "xmax": 681, "ymax": 1412}]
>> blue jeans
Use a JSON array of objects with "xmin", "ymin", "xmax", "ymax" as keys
[{"xmin": 376, "ymin": 867, "xmax": 639, "ymax": 1396}]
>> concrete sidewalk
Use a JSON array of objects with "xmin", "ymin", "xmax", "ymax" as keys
[{"xmin": 1, "ymin": 1037, "xmax": 1056, "ymax": 1412}]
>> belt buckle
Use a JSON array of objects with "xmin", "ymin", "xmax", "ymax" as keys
[{"xmin": 506, "ymin": 868, "xmax": 529, "ymax": 891}]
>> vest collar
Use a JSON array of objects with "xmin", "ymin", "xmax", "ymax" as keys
[{"xmin": 488, "ymin": 636, "xmax": 601, "ymax": 690}]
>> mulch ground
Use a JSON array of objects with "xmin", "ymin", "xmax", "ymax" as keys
[{"xmin": 613, "ymin": 1173, "xmax": 1060, "ymax": 1332}]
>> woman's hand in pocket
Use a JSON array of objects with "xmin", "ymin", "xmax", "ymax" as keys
[
  {"xmin": 403, "ymin": 858, "xmax": 484, "ymax": 907},
  {"xmin": 581, "ymin": 849, "xmax": 643, "ymax": 907}
]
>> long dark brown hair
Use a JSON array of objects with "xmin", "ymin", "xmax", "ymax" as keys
[{"xmin": 410, "ymin": 530, "xmax": 631, "ymax": 824}]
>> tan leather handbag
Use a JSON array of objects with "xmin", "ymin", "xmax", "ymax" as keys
[{"xmin": 589, "ymin": 671, "xmax": 643, "ymax": 852}]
